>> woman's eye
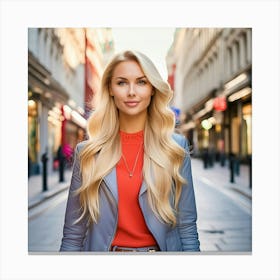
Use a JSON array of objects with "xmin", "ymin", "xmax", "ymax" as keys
[
  {"xmin": 138, "ymin": 80, "xmax": 147, "ymax": 85},
  {"xmin": 117, "ymin": 81, "xmax": 126, "ymax": 86}
]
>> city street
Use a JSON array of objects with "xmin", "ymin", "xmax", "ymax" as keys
[
  {"xmin": 28, "ymin": 158, "xmax": 252, "ymax": 253},
  {"xmin": 193, "ymin": 167, "xmax": 251, "ymax": 252},
  {"xmin": 28, "ymin": 190, "xmax": 68, "ymax": 252}
]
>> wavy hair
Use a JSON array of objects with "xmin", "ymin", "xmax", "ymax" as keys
[{"xmin": 76, "ymin": 50, "xmax": 186, "ymax": 226}]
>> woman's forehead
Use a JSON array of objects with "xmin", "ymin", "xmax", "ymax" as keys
[{"xmin": 112, "ymin": 60, "xmax": 144, "ymax": 77}]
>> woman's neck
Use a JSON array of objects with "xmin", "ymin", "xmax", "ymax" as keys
[{"xmin": 119, "ymin": 113, "xmax": 146, "ymax": 133}]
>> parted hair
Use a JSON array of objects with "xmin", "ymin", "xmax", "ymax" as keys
[{"xmin": 76, "ymin": 50, "xmax": 186, "ymax": 226}]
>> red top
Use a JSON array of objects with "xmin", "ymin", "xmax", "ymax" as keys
[{"xmin": 111, "ymin": 130, "xmax": 157, "ymax": 247}]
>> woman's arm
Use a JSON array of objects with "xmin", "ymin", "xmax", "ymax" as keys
[{"xmin": 60, "ymin": 142, "xmax": 89, "ymax": 251}]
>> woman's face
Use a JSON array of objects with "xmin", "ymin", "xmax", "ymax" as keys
[{"xmin": 110, "ymin": 60, "xmax": 153, "ymax": 121}]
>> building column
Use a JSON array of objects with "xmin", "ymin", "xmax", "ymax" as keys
[{"xmin": 246, "ymin": 29, "xmax": 252, "ymax": 64}]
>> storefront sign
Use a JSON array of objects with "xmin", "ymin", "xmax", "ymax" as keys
[{"xmin": 213, "ymin": 96, "xmax": 227, "ymax": 111}]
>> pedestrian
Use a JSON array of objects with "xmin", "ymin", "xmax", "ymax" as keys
[
  {"xmin": 60, "ymin": 50, "xmax": 200, "ymax": 252},
  {"xmin": 202, "ymin": 147, "xmax": 209, "ymax": 169}
]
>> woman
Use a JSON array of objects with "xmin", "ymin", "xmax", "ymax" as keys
[{"xmin": 60, "ymin": 50, "xmax": 200, "ymax": 252}]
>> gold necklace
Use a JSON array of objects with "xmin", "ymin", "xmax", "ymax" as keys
[{"xmin": 121, "ymin": 143, "xmax": 143, "ymax": 178}]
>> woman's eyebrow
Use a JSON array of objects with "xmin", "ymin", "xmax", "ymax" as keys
[
  {"xmin": 114, "ymin": 77, "xmax": 127, "ymax": 80},
  {"xmin": 114, "ymin": 76, "xmax": 147, "ymax": 80},
  {"xmin": 136, "ymin": 76, "xmax": 147, "ymax": 80}
]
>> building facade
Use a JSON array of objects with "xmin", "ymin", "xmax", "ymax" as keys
[
  {"xmin": 167, "ymin": 28, "xmax": 252, "ymax": 163},
  {"xmin": 28, "ymin": 28, "xmax": 114, "ymax": 177}
]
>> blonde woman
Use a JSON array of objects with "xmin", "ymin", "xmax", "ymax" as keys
[{"xmin": 60, "ymin": 50, "xmax": 200, "ymax": 252}]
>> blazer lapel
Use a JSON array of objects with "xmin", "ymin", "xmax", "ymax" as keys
[
  {"xmin": 103, "ymin": 168, "xmax": 148, "ymax": 201},
  {"xmin": 139, "ymin": 179, "xmax": 147, "ymax": 196},
  {"xmin": 103, "ymin": 167, "xmax": 118, "ymax": 202}
]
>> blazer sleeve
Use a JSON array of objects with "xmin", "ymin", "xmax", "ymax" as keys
[
  {"xmin": 176, "ymin": 135, "xmax": 200, "ymax": 251},
  {"xmin": 60, "ymin": 142, "xmax": 89, "ymax": 251}
]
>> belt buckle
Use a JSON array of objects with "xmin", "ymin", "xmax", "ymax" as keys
[{"xmin": 148, "ymin": 249, "xmax": 156, "ymax": 252}]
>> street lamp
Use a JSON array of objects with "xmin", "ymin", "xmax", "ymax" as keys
[{"xmin": 201, "ymin": 119, "xmax": 212, "ymax": 130}]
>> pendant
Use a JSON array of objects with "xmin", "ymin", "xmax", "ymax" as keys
[{"xmin": 129, "ymin": 173, "xmax": 133, "ymax": 178}]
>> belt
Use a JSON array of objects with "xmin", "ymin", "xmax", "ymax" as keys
[{"xmin": 110, "ymin": 245, "xmax": 160, "ymax": 252}]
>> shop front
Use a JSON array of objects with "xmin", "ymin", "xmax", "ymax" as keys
[
  {"xmin": 28, "ymin": 93, "xmax": 40, "ymax": 176},
  {"xmin": 223, "ymin": 71, "xmax": 252, "ymax": 162},
  {"xmin": 28, "ymin": 51, "xmax": 69, "ymax": 177}
]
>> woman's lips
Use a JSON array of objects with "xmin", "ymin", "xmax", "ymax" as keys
[{"xmin": 124, "ymin": 101, "xmax": 139, "ymax": 107}]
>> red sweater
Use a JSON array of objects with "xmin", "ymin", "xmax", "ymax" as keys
[{"xmin": 111, "ymin": 130, "xmax": 157, "ymax": 247}]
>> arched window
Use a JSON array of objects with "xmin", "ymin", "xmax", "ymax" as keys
[
  {"xmin": 235, "ymin": 40, "xmax": 240, "ymax": 70},
  {"xmin": 227, "ymin": 47, "xmax": 233, "ymax": 79},
  {"xmin": 239, "ymin": 32, "xmax": 246, "ymax": 68},
  {"xmin": 232, "ymin": 41, "xmax": 239, "ymax": 73}
]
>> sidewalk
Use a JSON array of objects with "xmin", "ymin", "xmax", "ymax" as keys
[
  {"xmin": 28, "ymin": 169, "xmax": 72, "ymax": 209},
  {"xmin": 190, "ymin": 157, "xmax": 252, "ymax": 200}
]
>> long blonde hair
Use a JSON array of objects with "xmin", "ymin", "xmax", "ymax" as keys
[{"xmin": 76, "ymin": 50, "xmax": 186, "ymax": 226}]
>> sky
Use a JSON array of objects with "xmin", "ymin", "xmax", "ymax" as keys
[{"xmin": 111, "ymin": 27, "xmax": 176, "ymax": 80}]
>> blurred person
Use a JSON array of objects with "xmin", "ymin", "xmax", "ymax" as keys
[
  {"xmin": 208, "ymin": 143, "xmax": 215, "ymax": 168},
  {"xmin": 202, "ymin": 147, "xmax": 209, "ymax": 169},
  {"xmin": 57, "ymin": 145, "xmax": 66, "ymax": 182},
  {"xmin": 63, "ymin": 143, "xmax": 74, "ymax": 167},
  {"xmin": 60, "ymin": 50, "xmax": 200, "ymax": 252}
]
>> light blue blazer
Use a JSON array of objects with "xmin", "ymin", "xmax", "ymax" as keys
[{"xmin": 60, "ymin": 133, "xmax": 200, "ymax": 252}]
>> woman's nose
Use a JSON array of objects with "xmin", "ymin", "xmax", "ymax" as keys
[{"xmin": 128, "ymin": 83, "xmax": 136, "ymax": 96}]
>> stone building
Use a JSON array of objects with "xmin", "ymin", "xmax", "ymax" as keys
[
  {"xmin": 28, "ymin": 28, "xmax": 114, "ymax": 176},
  {"xmin": 167, "ymin": 28, "xmax": 252, "ymax": 163}
]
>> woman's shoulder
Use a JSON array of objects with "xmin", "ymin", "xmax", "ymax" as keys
[
  {"xmin": 172, "ymin": 133, "xmax": 188, "ymax": 147},
  {"xmin": 75, "ymin": 140, "xmax": 89, "ymax": 153}
]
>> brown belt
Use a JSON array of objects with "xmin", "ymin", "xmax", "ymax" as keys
[{"xmin": 110, "ymin": 245, "xmax": 160, "ymax": 252}]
